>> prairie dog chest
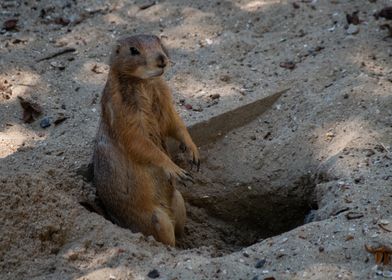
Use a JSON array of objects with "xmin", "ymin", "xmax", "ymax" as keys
[
  {"xmin": 123, "ymin": 84, "xmax": 170, "ymax": 138},
  {"xmin": 141, "ymin": 86, "xmax": 167, "ymax": 125}
]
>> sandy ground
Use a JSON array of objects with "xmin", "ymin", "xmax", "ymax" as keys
[{"xmin": 1, "ymin": 0, "xmax": 392, "ymax": 279}]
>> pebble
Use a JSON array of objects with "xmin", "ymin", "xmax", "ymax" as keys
[
  {"xmin": 376, "ymin": 269, "xmax": 392, "ymax": 278},
  {"xmin": 50, "ymin": 61, "xmax": 66, "ymax": 70},
  {"xmin": 280, "ymin": 237, "xmax": 288, "ymax": 244},
  {"xmin": 346, "ymin": 24, "xmax": 359, "ymax": 35},
  {"xmin": 364, "ymin": 149, "xmax": 375, "ymax": 157},
  {"xmin": 220, "ymin": 75, "xmax": 231, "ymax": 82},
  {"xmin": 40, "ymin": 117, "xmax": 51, "ymax": 128},
  {"xmin": 354, "ymin": 177, "xmax": 364, "ymax": 184},
  {"xmin": 210, "ymin": 93, "xmax": 221, "ymax": 100},
  {"xmin": 383, "ymin": 271, "xmax": 392, "ymax": 278},
  {"xmin": 67, "ymin": 251, "xmax": 79, "ymax": 261},
  {"xmin": 147, "ymin": 269, "xmax": 160, "ymax": 279},
  {"xmin": 255, "ymin": 259, "xmax": 266, "ymax": 268},
  {"xmin": 279, "ymin": 61, "xmax": 296, "ymax": 70},
  {"xmin": 325, "ymin": 132, "xmax": 335, "ymax": 138},
  {"xmin": 192, "ymin": 105, "xmax": 203, "ymax": 112}
]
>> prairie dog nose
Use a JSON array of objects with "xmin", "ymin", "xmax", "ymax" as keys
[{"xmin": 156, "ymin": 54, "xmax": 167, "ymax": 68}]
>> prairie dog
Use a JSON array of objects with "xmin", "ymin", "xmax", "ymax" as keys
[{"xmin": 93, "ymin": 35, "xmax": 199, "ymax": 246}]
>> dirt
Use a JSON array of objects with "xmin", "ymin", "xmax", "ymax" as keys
[{"xmin": 1, "ymin": 0, "xmax": 392, "ymax": 279}]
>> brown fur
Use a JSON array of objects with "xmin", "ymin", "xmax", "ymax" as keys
[{"xmin": 93, "ymin": 35, "xmax": 199, "ymax": 246}]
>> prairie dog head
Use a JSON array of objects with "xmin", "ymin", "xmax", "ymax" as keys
[{"xmin": 110, "ymin": 34, "xmax": 169, "ymax": 79}]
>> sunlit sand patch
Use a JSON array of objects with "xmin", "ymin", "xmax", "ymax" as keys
[
  {"xmin": 0, "ymin": 71, "xmax": 44, "ymax": 158},
  {"xmin": 311, "ymin": 119, "xmax": 376, "ymax": 177},
  {"xmin": 0, "ymin": 124, "xmax": 42, "ymax": 158},
  {"xmin": 0, "ymin": 71, "xmax": 41, "ymax": 103},
  {"xmin": 77, "ymin": 266, "xmax": 144, "ymax": 280},
  {"xmin": 75, "ymin": 61, "xmax": 109, "ymax": 86},
  {"xmin": 236, "ymin": 0, "xmax": 284, "ymax": 12},
  {"xmin": 103, "ymin": 13, "xmax": 128, "ymax": 25},
  {"xmin": 294, "ymin": 263, "xmax": 354, "ymax": 280}
]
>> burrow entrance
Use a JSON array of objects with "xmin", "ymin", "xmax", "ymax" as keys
[
  {"xmin": 81, "ymin": 165, "xmax": 317, "ymax": 256},
  {"xmin": 176, "ymin": 176, "xmax": 316, "ymax": 255},
  {"xmin": 173, "ymin": 141, "xmax": 317, "ymax": 255},
  {"xmin": 81, "ymin": 90, "xmax": 319, "ymax": 255},
  {"xmin": 172, "ymin": 90, "xmax": 318, "ymax": 254}
]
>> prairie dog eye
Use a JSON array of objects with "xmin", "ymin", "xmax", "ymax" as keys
[{"xmin": 130, "ymin": 47, "xmax": 140, "ymax": 56}]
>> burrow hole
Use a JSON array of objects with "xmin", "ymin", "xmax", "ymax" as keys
[{"xmin": 80, "ymin": 145, "xmax": 318, "ymax": 256}]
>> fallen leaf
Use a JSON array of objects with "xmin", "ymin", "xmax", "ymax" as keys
[
  {"xmin": 12, "ymin": 38, "xmax": 26, "ymax": 44},
  {"xmin": 0, "ymin": 80, "xmax": 12, "ymax": 100},
  {"xmin": 345, "ymin": 211, "xmax": 364, "ymax": 220},
  {"xmin": 279, "ymin": 61, "xmax": 296, "ymax": 70},
  {"xmin": 346, "ymin": 11, "xmax": 361, "ymax": 25},
  {"xmin": 18, "ymin": 96, "xmax": 43, "ymax": 123},
  {"xmin": 365, "ymin": 242, "xmax": 392, "ymax": 265},
  {"xmin": 91, "ymin": 64, "xmax": 104, "ymax": 74},
  {"xmin": 380, "ymin": 24, "xmax": 392, "ymax": 37},
  {"xmin": 209, "ymin": 94, "xmax": 221, "ymax": 100},
  {"xmin": 345, "ymin": 235, "xmax": 354, "ymax": 241},
  {"xmin": 3, "ymin": 19, "xmax": 18, "ymax": 31},
  {"xmin": 375, "ymin": 7, "xmax": 392, "ymax": 20},
  {"xmin": 54, "ymin": 17, "xmax": 70, "ymax": 26},
  {"xmin": 219, "ymin": 75, "xmax": 231, "ymax": 82},
  {"xmin": 378, "ymin": 221, "xmax": 392, "ymax": 232},
  {"xmin": 54, "ymin": 114, "xmax": 68, "ymax": 125},
  {"xmin": 325, "ymin": 131, "xmax": 335, "ymax": 140},
  {"xmin": 139, "ymin": 2, "xmax": 156, "ymax": 10}
]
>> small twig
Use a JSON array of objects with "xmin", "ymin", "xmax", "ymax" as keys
[
  {"xmin": 379, "ymin": 224, "xmax": 392, "ymax": 233},
  {"xmin": 380, "ymin": 142, "xmax": 391, "ymax": 154},
  {"xmin": 36, "ymin": 47, "xmax": 76, "ymax": 62},
  {"xmin": 333, "ymin": 207, "xmax": 350, "ymax": 216},
  {"xmin": 139, "ymin": 2, "xmax": 156, "ymax": 10},
  {"xmin": 14, "ymin": 83, "xmax": 36, "ymax": 87},
  {"xmin": 380, "ymin": 24, "xmax": 392, "ymax": 38}
]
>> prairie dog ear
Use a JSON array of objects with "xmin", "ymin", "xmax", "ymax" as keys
[{"xmin": 159, "ymin": 36, "xmax": 170, "ymax": 58}]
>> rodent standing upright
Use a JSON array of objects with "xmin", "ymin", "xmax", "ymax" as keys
[{"xmin": 93, "ymin": 34, "xmax": 200, "ymax": 246}]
